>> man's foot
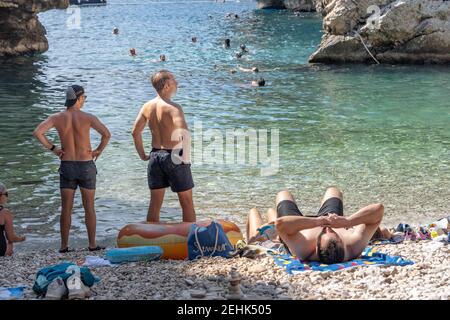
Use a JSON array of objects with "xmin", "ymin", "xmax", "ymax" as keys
[
  {"xmin": 58, "ymin": 247, "xmax": 73, "ymax": 253},
  {"xmin": 88, "ymin": 245, "xmax": 105, "ymax": 252}
]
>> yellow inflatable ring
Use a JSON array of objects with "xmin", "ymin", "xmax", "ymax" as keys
[{"xmin": 117, "ymin": 219, "xmax": 243, "ymax": 260}]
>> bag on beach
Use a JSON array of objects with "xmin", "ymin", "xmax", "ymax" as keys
[
  {"xmin": 32, "ymin": 262, "xmax": 99, "ymax": 295},
  {"xmin": 187, "ymin": 221, "xmax": 234, "ymax": 260}
]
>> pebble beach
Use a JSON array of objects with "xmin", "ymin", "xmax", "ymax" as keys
[{"xmin": 1, "ymin": 240, "xmax": 448, "ymax": 300}]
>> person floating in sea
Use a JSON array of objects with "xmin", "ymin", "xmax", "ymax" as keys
[
  {"xmin": 33, "ymin": 85, "xmax": 111, "ymax": 253},
  {"xmin": 251, "ymin": 77, "xmax": 265, "ymax": 87},
  {"xmin": 224, "ymin": 38, "xmax": 231, "ymax": 49},
  {"xmin": 132, "ymin": 70, "xmax": 196, "ymax": 223},
  {"xmin": 160, "ymin": 54, "xmax": 166, "ymax": 62},
  {"xmin": 240, "ymin": 44, "xmax": 248, "ymax": 53},
  {"xmin": 226, "ymin": 13, "xmax": 239, "ymax": 19},
  {"xmin": 247, "ymin": 187, "xmax": 387, "ymax": 264},
  {"xmin": 238, "ymin": 66, "xmax": 259, "ymax": 73},
  {"xmin": 192, "ymin": 37, "xmax": 197, "ymax": 43},
  {"xmin": 0, "ymin": 183, "xmax": 26, "ymax": 257},
  {"xmin": 130, "ymin": 48, "xmax": 137, "ymax": 56},
  {"xmin": 113, "ymin": 27, "xmax": 119, "ymax": 35},
  {"xmin": 235, "ymin": 52, "xmax": 243, "ymax": 59}
]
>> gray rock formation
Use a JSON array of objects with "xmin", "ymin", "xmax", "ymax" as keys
[
  {"xmin": 309, "ymin": 0, "xmax": 450, "ymax": 64},
  {"xmin": 0, "ymin": 0, "xmax": 68, "ymax": 57},
  {"xmin": 284, "ymin": 0, "xmax": 316, "ymax": 11},
  {"xmin": 257, "ymin": 0, "xmax": 323, "ymax": 11},
  {"xmin": 256, "ymin": 0, "xmax": 286, "ymax": 9}
]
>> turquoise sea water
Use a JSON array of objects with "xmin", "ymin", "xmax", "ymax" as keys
[{"xmin": 0, "ymin": 0, "xmax": 449, "ymax": 249}]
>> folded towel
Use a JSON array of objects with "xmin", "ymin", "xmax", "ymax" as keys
[{"xmin": 270, "ymin": 247, "xmax": 414, "ymax": 274}]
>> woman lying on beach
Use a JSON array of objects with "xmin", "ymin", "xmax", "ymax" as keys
[
  {"xmin": 0, "ymin": 183, "xmax": 26, "ymax": 257},
  {"xmin": 246, "ymin": 187, "xmax": 391, "ymax": 264}
]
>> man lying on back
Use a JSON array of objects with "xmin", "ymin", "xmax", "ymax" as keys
[{"xmin": 275, "ymin": 187, "xmax": 384, "ymax": 263}]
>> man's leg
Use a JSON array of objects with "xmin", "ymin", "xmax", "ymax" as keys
[
  {"xmin": 276, "ymin": 190, "xmax": 303, "ymax": 217},
  {"xmin": 177, "ymin": 189, "xmax": 196, "ymax": 222},
  {"xmin": 60, "ymin": 188, "xmax": 76, "ymax": 251},
  {"xmin": 275, "ymin": 191, "xmax": 303, "ymax": 255},
  {"xmin": 80, "ymin": 187, "xmax": 97, "ymax": 249},
  {"xmin": 148, "ymin": 188, "xmax": 165, "ymax": 222},
  {"xmin": 246, "ymin": 208, "xmax": 264, "ymax": 242},
  {"xmin": 318, "ymin": 186, "xmax": 343, "ymax": 216},
  {"xmin": 320, "ymin": 186, "xmax": 343, "ymax": 207},
  {"xmin": 266, "ymin": 208, "xmax": 277, "ymax": 223}
]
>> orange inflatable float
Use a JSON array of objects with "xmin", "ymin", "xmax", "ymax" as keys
[{"xmin": 117, "ymin": 219, "xmax": 243, "ymax": 260}]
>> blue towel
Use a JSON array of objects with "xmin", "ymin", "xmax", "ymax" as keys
[
  {"xmin": 32, "ymin": 262, "xmax": 100, "ymax": 295},
  {"xmin": 270, "ymin": 247, "xmax": 414, "ymax": 274},
  {"xmin": 0, "ymin": 286, "xmax": 25, "ymax": 300}
]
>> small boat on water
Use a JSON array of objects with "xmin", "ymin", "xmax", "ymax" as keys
[{"xmin": 69, "ymin": 0, "xmax": 107, "ymax": 6}]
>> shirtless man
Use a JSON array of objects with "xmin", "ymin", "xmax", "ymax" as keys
[
  {"xmin": 246, "ymin": 187, "xmax": 384, "ymax": 263},
  {"xmin": 132, "ymin": 70, "xmax": 196, "ymax": 223},
  {"xmin": 33, "ymin": 85, "xmax": 111, "ymax": 253},
  {"xmin": 274, "ymin": 187, "xmax": 384, "ymax": 263}
]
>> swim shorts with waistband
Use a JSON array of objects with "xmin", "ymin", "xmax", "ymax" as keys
[
  {"xmin": 59, "ymin": 160, "xmax": 97, "ymax": 190},
  {"xmin": 147, "ymin": 148, "xmax": 194, "ymax": 193}
]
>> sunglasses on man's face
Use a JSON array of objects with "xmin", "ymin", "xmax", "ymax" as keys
[{"xmin": 1, "ymin": 192, "xmax": 8, "ymax": 197}]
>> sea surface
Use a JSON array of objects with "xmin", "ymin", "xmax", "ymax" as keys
[{"xmin": 0, "ymin": 0, "xmax": 449, "ymax": 250}]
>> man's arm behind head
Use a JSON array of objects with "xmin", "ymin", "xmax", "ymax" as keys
[{"xmin": 345, "ymin": 203, "xmax": 384, "ymax": 258}]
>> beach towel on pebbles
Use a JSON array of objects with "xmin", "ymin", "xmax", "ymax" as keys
[{"xmin": 270, "ymin": 247, "xmax": 414, "ymax": 274}]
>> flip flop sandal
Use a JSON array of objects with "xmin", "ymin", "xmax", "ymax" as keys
[
  {"xmin": 58, "ymin": 247, "xmax": 74, "ymax": 253},
  {"xmin": 88, "ymin": 246, "xmax": 105, "ymax": 252}
]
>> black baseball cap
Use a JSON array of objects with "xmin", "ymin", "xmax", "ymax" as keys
[{"xmin": 65, "ymin": 85, "xmax": 85, "ymax": 108}]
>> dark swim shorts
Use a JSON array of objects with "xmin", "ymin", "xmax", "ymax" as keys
[
  {"xmin": 277, "ymin": 197, "xmax": 343, "ymax": 218},
  {"xmin": 147, "ymin": 148, "xmax": 194, "ymax": 193},
  {"xmin": 59, "ymin": 160, "xmax": 97, "ymax": 190}
]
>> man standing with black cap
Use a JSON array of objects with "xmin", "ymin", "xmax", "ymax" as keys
[{"xmin": 33, "ymin": 85, "xmax": 111, "ymax": 253}]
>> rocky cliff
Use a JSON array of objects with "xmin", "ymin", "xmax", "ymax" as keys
[
  {"xmin": 0, "ymin": 0, "xmax": 68, "ymax": 57},
  {"xmin": 309, "ymin": 0, "xmax": 450, "ymax": 64}
]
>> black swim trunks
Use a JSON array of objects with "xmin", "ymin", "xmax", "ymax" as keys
[
  {"xmin": 59, "ymin": 160, "xmax": 97, "ymax": 190},
  {"xmin": 277, "ymin": 197, "xmax": 343, "ymax": 218},
  {"xmin": 147, "ymin": 148, "xmax": 194, "ymax": 193}
]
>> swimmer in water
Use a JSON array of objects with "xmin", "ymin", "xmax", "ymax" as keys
[
  {"xmin": 224, "ymin": 38, "xmax": 231, "ymax": 49},
  {"xmin": 238, "ymin": 66, "xmax": 259, "ymax": 73},
  {"xmin": 113, "ymin": 27, "xmax": 119, "ymax": 35},
  {"xmin": 240, "ymin": 44, "xmax": 248, "ymax": 53},
  {"xmin": 251, "ymin": 77, "xmax": 266, "ymax": 87},
  {"xmin": 192, "ymin": 37, "xmax": 197, "ymax": 43},
  {"xmin": 130, "ymin": 48, "xmax": 137, "ymax": 56},
  {"xmin": 160, "ymin": 54, "xmax": 166, "ymax": 62},
  {"xmin": 235, "ymin": 52, "xmax": 243, "ymax": 59}
]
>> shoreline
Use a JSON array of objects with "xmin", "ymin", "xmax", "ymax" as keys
[{"xmin": 1, "ymin": 240, "xmax": 448, "ymax": 300}]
